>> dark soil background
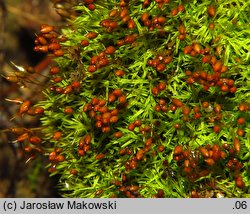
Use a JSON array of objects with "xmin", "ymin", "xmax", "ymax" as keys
[{"xmin": 0, "ymin": 0, "xmax": 63, "ymax": 197}]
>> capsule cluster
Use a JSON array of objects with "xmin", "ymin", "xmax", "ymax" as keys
[
  {"xmin": 10, "ymin": 127, "xmax": 44, "ymax": 162},
  {"xmin": 4, "ymin": 98, "xmax": 45, "ymax": 162},
  {"xmin": 151, "ymin": 82, "xmax": 167, "ymax": 96},
  {"xmin": 111, "ymin": 177, "xmax": 141, "ymax": 198},
  {"xmin": 155, "ymin": 98, "xmax": 185, "ymax": 113},
  {"xmin": 124, "ymin": 137, "xmax": 154, "ymax": 171},
  {"xmin": 78, "ymin": 134, "xmax": 92, "ymax": 156},
  {"xmin": 170, "ymin": 4, "xmax": 185, "ymax": 16},
  {"xmin": 116, "ymin": 33, "xmax": 138, "ymax": 47},
  {"xmin": 141, "ymin": 3, "xmax": 185, "ymax": 29},
  {"xmin": 11, "ymin": 99, "xmax": 44, "ymax": 116},
  {"xmin": 154, "ymin": 99, "xmax": 168, "ymax": 112},
  {"xmin": 127, "ymin": 119, "xmax": 142, "ymax": 131},
  {"xmin": 184, "ymin": 43, "xmax": 237, "ymax": 93},
  {"xmin": 178, "ymin": 24, "xmax": 186, "ymax": 40},
  {"xmin": 108, "ymin": 89, "xmax": 127, "ymax": 104},
  {"xmin": 101, "ymin": 7, "xmax": 136, "ymax": 32},
  {"xmin": 83, "ymin": 94, "xmax": 125, "ymax": 133},
  {"xmin": 48, "ymin": 147, "xmax": 65, "ymax": 173},
  {"xmin": 100, "ymin": 18, "xmax": 119, "ymax": 32},
  {"xmin": 113, "ymin": 135, "xmax": 163, "ymax": 198},
  {"xmin": 88, "ymin": 51, "xmax": 110, "ymax": 73},
  {"xmin": 80, "ymin": 31, "xmax": 98, "ymax": 49},
  {"xmin": 6, "ymin": 0, "xmax": 249, "ymax": 198},
  {"xmin": 173, "ymin": 142, "xmax": 246, "ymax": 189},
  {"xmin": 48, "ymin": 65, "xmax": 81, "ymax": 94},
  {"xmin": 148, "ymin": 54, "xmax": 173, "ymax": 73},
  {"xmin": 153, "ymin": 97, "xmax": 249, "ymax": 141},
  {"xmin": 23, "ymin": 145, "xmax": 44, "ymax": 162},
  {"xmin": 34, "ymin": 24, "xmax": 65, "ymax": 57},
  {"xmin": 140, "ymin": 11, "xmax": 166, "ymax": 30}
]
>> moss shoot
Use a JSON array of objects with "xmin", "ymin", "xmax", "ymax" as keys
[{"xmin": 5, "ymin": 0, "xmax": 250, "ymax": 198}]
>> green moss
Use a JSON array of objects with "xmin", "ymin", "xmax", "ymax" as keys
[{"xmin": 9, "ymin": 0, "xmax": 250, "ymax": 198}]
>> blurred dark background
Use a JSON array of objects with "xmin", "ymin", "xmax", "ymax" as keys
[{"xmin": 0, "ymin": 0, "xmax": 63, "ymax": 197}]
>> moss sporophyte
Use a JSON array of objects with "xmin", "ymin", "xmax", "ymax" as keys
[{"xmin": 4, "ymin": 0, "xmax": 250, "ymax": 197}]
